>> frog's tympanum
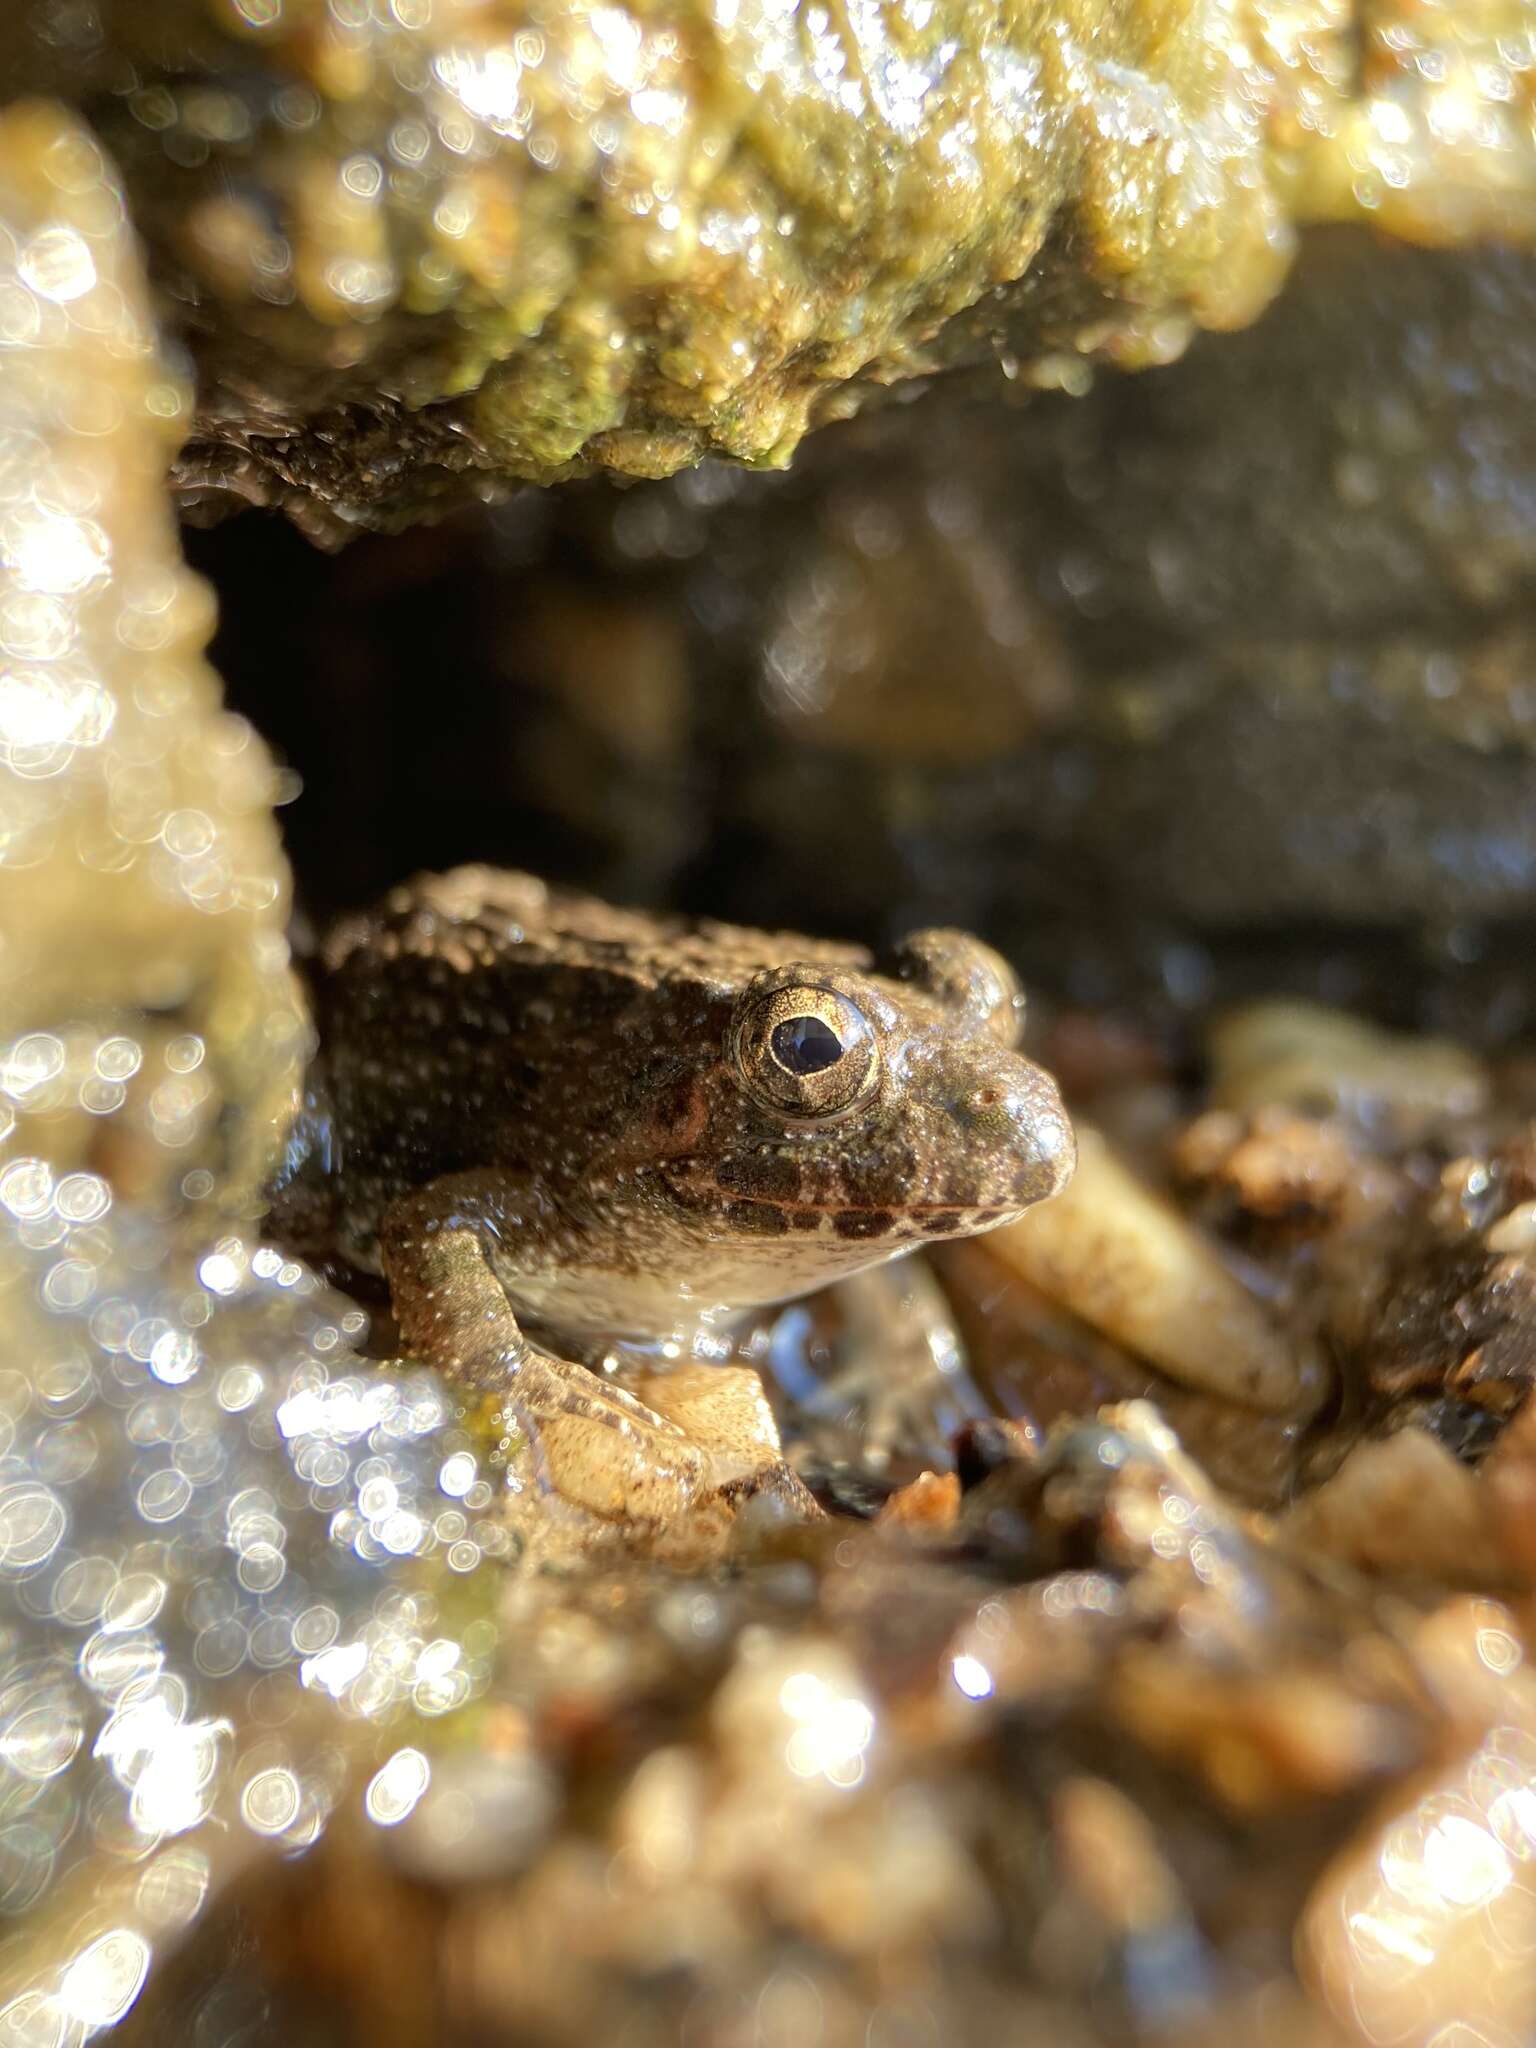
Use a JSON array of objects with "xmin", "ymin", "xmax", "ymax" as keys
[{"xmin": 271, "ymin": 869, "xmax": 1073, "ymax": 1540}]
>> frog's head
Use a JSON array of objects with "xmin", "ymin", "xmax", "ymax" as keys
[{"xmin": 625, "ymin": 928, "xmax": 1075, "ymax": 1306}]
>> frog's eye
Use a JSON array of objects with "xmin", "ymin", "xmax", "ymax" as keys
[{"xmin": 730, "ymin": 982, "xmax": 879, "ymax": 1121}]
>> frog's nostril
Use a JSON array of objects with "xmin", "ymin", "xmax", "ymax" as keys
[{"xmin": 961, "ymin": 1075, "xmax": 1026, "ymax": 1129}]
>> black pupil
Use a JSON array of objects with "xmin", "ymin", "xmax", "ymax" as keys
[{"xmin": 771, "ymin": 1014, "xmax": 844, "ymax": 1076}]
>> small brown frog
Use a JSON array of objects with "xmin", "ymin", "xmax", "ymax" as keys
[{"xmin": 270, "ymin": 868, "xmax": 1074, "ymax": 1542}]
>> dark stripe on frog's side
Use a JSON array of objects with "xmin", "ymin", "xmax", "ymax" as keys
[
  {"xmin": 711, "ymin": 1152, "xmax": 812, "ymax": 1204},
  {"xmin": 720, "ymin": 1198, "xmax": 794, "ymax": 1237},
  {"xmin": 833, "ymin": 1208, "xmax": 895, "ymax": 1240}
]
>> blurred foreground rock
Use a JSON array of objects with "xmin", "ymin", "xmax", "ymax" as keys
[
  {"xmin": 0, "ymin": 101, "xmax": 303, "ymax": 1205},
  {"xmin": 115, "ymin": 1409, "xmax": 1536, "ymax": 2048},
  {"xmin": 0, "ymin": 101, "xmax": 499, "ymax": 2032}
]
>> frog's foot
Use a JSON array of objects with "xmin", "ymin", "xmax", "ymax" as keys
[
  {"xmin": 626, "ymin": 1362, "xmax": 824, "ymax": 1522},
  {"xmin": 499, "ymin": 1353, "xmax": 819, "ymax": 1564},
  {"xmin": 501, "ymin": 1346, "xmax": 709, "ymax": 1526}
]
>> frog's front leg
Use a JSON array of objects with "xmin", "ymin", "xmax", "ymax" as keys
[{"xmin": 380, "ymin": 1173, "xmax": 709, "ymax": 1527}]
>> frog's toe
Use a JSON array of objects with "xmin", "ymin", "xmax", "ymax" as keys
[
  {"xmin": 501, "ymin": 1359, "xmax": 824, "ymax": 1558},
  {"xmin": 512, "ymin": 1379, "xmax": 709, "ymax": 1524}
]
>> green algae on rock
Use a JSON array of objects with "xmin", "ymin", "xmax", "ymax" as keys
[{"xmin": 4, "ymin": 0, "xmax": 1533, "ymax": 526}]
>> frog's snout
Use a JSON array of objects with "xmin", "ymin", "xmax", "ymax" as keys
[
  {"xmin": 1021, "ymin": 1075, "xmax": 1077, "ymax": 1205},
  {"xmin": 947, "ymin": 1047, "xmax": 1076, "ymax": 1210}
]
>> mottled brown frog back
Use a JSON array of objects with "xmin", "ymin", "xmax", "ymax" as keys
[{"xmin": 290, "ymin": 868, "xmax": 868, "ymax": 1269}]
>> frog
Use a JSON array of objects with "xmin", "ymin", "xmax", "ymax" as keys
[{"xmin": 268, "ymin": 866, "xmax": 1075, "ymax": 1543}]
